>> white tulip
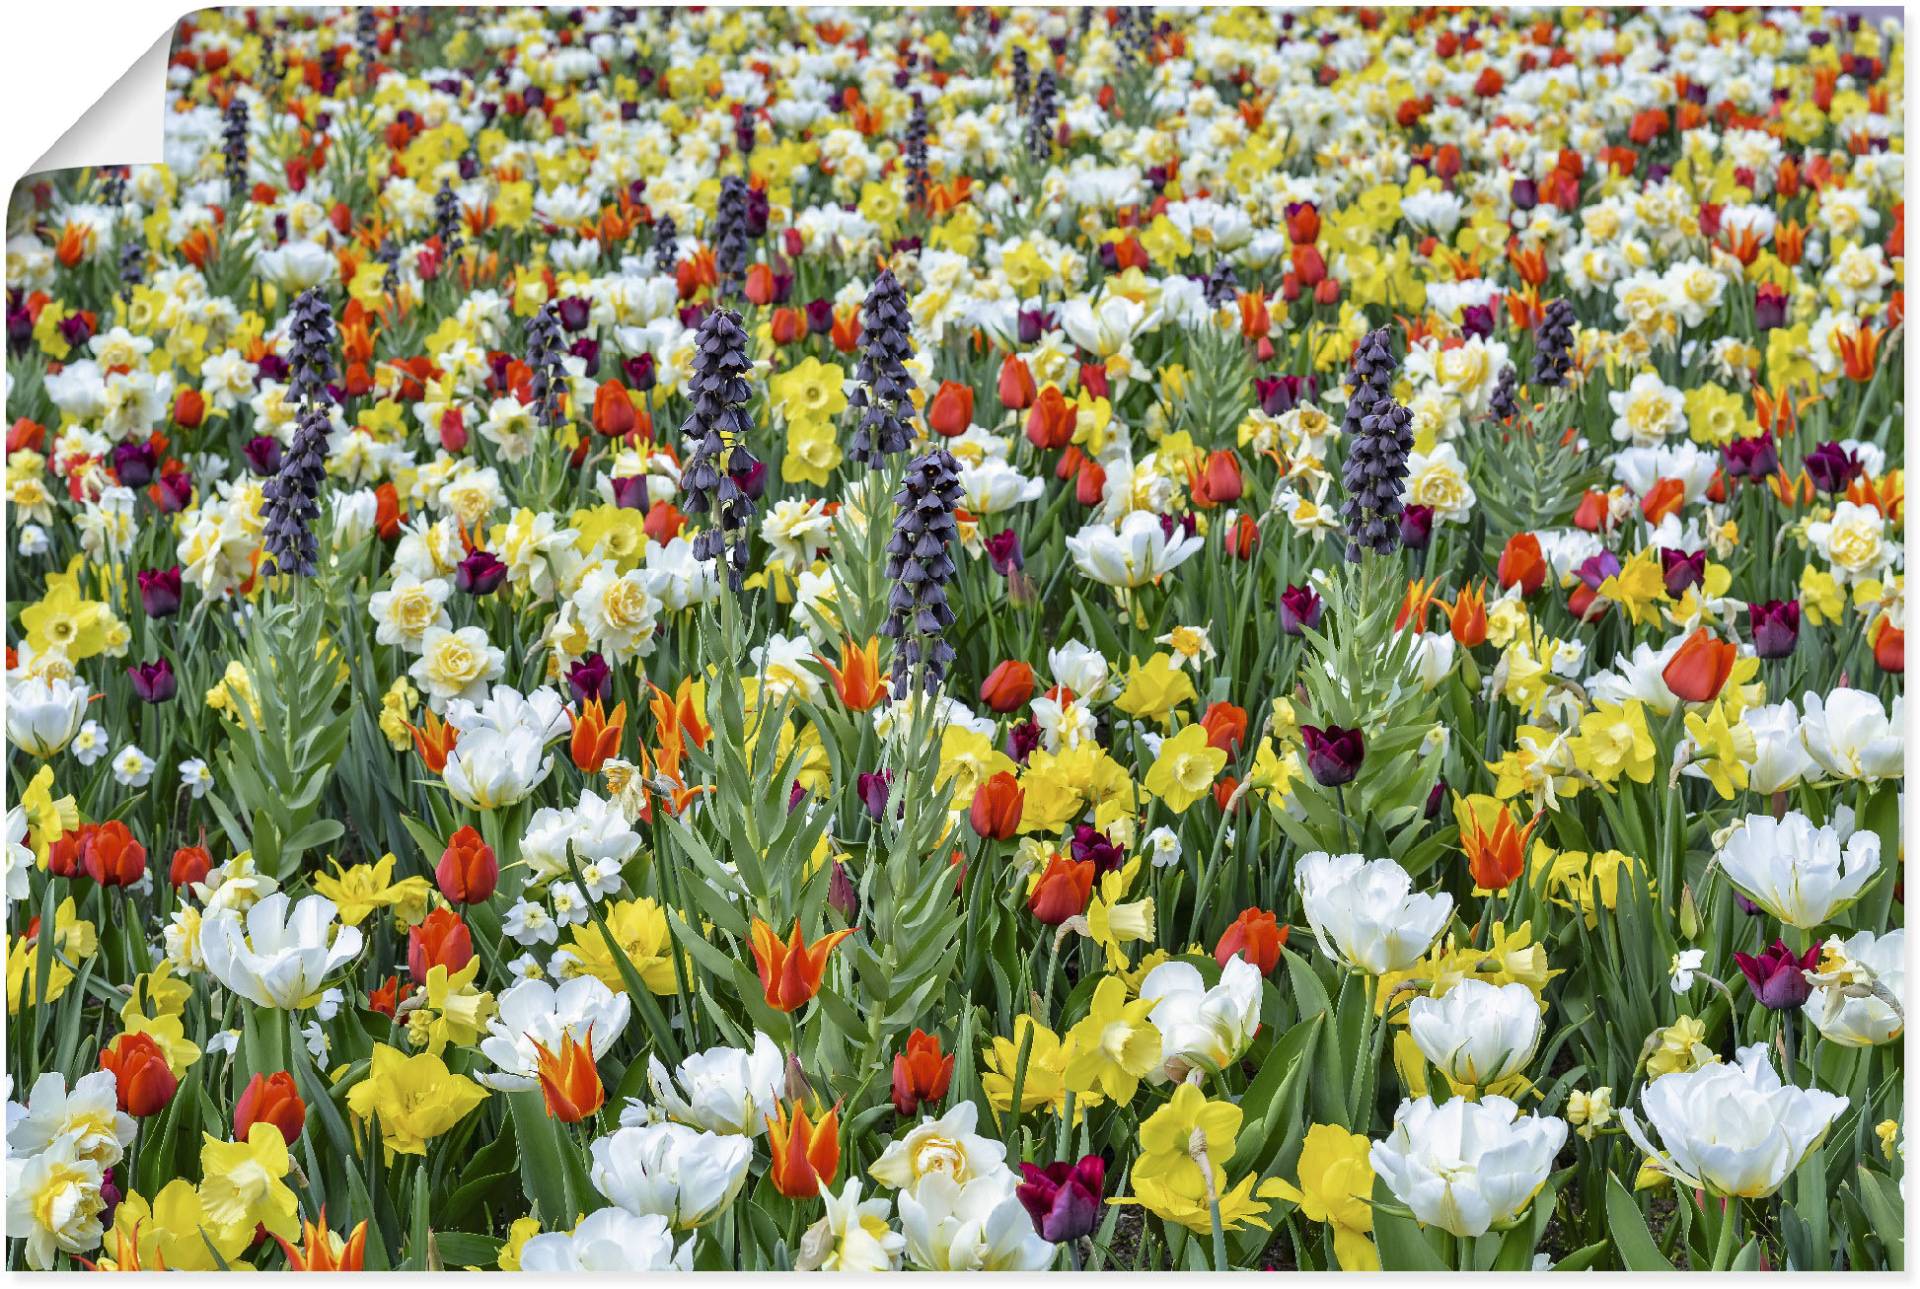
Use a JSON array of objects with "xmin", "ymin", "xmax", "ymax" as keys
[
  {"xmin": 5, "ymin": 676, "xmax": 90, "ymax": 757},
  {"xmin": 589, "ymin": 1121, "xmax": 752, "ymax": 1228},
  {"xmin": 898, "ymin": 1173, "xmax": 1056, "ymax": 1271},
  {"xmin": 1407, "ymin": 979, "xmax": 1543, "ymax": 1087},
  {"xmin": 441, "ymin": 728, "xmax": 554, "ymax": 811},
  {"xmin": 479, "ymin": 975, "xmax": 631, "ymax": 1091},
  {"xmin": 1064, "ymin": 509, "xmax": 1204, "ymax": 588},
  {"xmin": 1622, "ymin": 1044, "xmax": 1847, "ymax": 1197},
  {"xmin": 1799, "ymin": 688, "xmax": 1904, "ymax": 781},
  {"xmin": 1140, "ymin": 956, "xmax": 1263, "ymax": 1082},
  {"xmin": 200, "ymin": 893, "xmax": 364, "ymax": 1009},
  {"xmin": 1296, "ymin": 851, "xmax": 1454, "ymax": 975},
  {"xmin": 643, "ymin": 1031, "xmax": 786, "ymax": 1136},
  {"xmin": 518, "ymin": 1207, "xmax": 693, "ymax": 1271},
  {"xmin": 1745, "ymin": 700, "xmax": 1815, "ymax": 795},
  {"xmin": 1807, "ymin": 929, "xmax": 1905, "ymax": 1048},
  {"xmin": 1714, "ymin": 810, "xmax": 1880, "ymax": 929},
  {"xmin": 1369, "ymin": 1095, "xmax": 1568, "ymax": 1237}
]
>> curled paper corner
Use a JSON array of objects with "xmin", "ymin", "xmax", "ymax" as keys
[{"xmin": 28, "ymin": 26, "xmax": 173, "ymax": 178}]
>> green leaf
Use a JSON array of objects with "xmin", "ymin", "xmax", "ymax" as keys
[
  {"xmin": 1857, "ymin": 1166, "xmax": 1905, "ymax": 1270},
  {"xmin": 1604, "ymin": 1171, "xmax": 1674, "ymax": 1271},
  {"xmin": 1371, "ymin": 1203, "xmax": 1448, "ymax": 1271}
]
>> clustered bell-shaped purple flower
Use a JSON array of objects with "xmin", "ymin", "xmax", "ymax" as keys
[
  {"xmin": 904, "ymin": 96, "xmax": 930, "ymax": 209},
  {"xmin": 523, "ymin": 301, "xmax": 567, "ymax": 429},
  {"xmin": 1010, "ymin": 45, "xmax": 1031, "ymax": 110},
  {"xmin": 1531, "ymin": 297, "xmax": 1575, "ymax": 388},
  {"xmin": 652, "ymin": 213, "xmax": 679, "ymax": 273},
  {"xmin": 434, "ymin": 178, "xmax": 463, "ymax": 255},
  {"xmin": 714, "ymin": 175, "xmax": 751, "ymax": 295},
  {"xmin": 222, "ymin": 97, "xmax": 250, "ymax": 202},
  {"xmin": 846, "ymin": 268, "xmax": 919, "ymax": 468},
  {"xmin": 260, "ymin": 288, "xmax": 337, "ymax": 577},
  {"xmin": 1488, "ymin": 362, "xmax": 1518, "ymax": 420},
  {"xmin": 882, "ymin": 448, "xmax": 963, "ymax": 692},
  {"xmin": 1338, "ymin": 328, "xmax": 1414, "ymax": 561},
  {"xmin": 679, "ymin": 307, "xmax": 761, "ymax": 589},
  {"xmin": 1026, "ymin": 67, "xmax": 1057, "ymax": 163},
  {"xmin": 284, "ymin": 286, "xmax": 339, "ymax": 410}
]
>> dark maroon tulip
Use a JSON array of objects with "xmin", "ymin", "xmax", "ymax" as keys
[
  {"xmin": 1459, "ymin": 305, "xmax": 1495, "ymax": 341},
  {"xmin": 1753, "ymin": 283, "xmax": 1789, "ymax": 331},
  {"xmin": 827, "ymin": 859, "xmax": 859, "ymax": 920},
  {"xmin": 804, "ymin": 298, "xmax": 835, "ymax": 335},
  {"xmin": 1425, "ymin": 777, "xmax": 1448, "ymax": 820},
  {"xmin": 1722, "ymin": 433, "xmax": 1779, "ymax": 480},
  {"xmin": 623, "ymin": 352, "xmax": 657, "ymax": 392},
  {"xmin": 1804, "ymin": 441, "xmax": 1862, "ymax": 495},
  {"xmin": 986, "ymin": 529, "xmax": 1024, "ymax": 575},
  {"xmin": 1398, "ymin": 504, "xmax": 1435, "ymax": 551},
  {"xmin": 1279, "ymin": 583, "xmax": 1325, "ymax": 635},
  {"xmin": 1659, "ymin": 548, "xmax": 1706, "ymax": 597},
  {"xmin": 455, "ymin": 548, "xmax": 509, "ymax": 596},
  {"xmin": 1006, "ymin": 721, "xmax": 1042, "ymax": 766},
  {"xmin": 1576, "ymin": 549, "xmax": 1623, "ymax": 592},
  {"xmin": 1734, "ymin": 939, "xmax": 1819, "ymax": 1010},
  {"xmin": 1254, "ymin": 374, "xmax": 1315, "ymax": 415},
  {"xmin": 566, "ymin": 653, "xmax": 612, "ymax": 705},
  {"xmin": 787, "ymin": 779, "xmax": 808, "ymax": 813},
  {"xmin": 152, "ymin": 471, "xmax": 193, "ymax": 513},
  {"xmin": 1302, "ymin": 724, "xmax": 1365, "ymax": 788},
  {"xmin": 138, "ymin": 566, "xmax": 183, "ymax": 618},
  {"xmin": 1510, "ymin": 176, "xmax": 1539, "ymax": 210},
  {"xmin": 1016, "ymin": 1156, "xmax": 1106, "ymax": 1243},
  {"xmin": 127, "ymin": 658, "xmax": 177, "ymax": 704},
  {"xmin": 729, "ymin": 457, "xmax": 768, "ymax": 502},
  {"xmin": 243, "ymin": 435, "xmax": 283, "ymax": 476},
  {"xmin": 59, "ymin": 311, "xmax": 96, "ymax": 350},
  {"xmin": 111, "ymin": 441, "xmax": 156, "ymax": 487},
  {"xmin": 610, "ymin": 475, "xmax": 649, "ymax": 510},
  {"xmin": 857, "ymin": 771, "xmax": 892, "ymax": 820},
  {"xmin": 1749, "ymin": 599, "xmax": 1801, "ymax": 659},
  {"xmin": 556, "ymin": 296, "xmax": 592, "ymax": 332},
  {"xmin": 1070, "ymin": 825, "xmax": 1124, "ymax": 875},
  {"xmin": 1017, "ymin": 308, "xmax": 1056, "ymax": 344}
]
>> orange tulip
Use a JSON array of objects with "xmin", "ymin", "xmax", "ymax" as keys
[
  {"xmin": 997, "ymin": 354, "xmax": 1037, "ymax": 410},
  {"xmin": 1872, "ymin": 615, "xmax": 1904, "ymax": 674},
  {"xmin": 593, "ymin": 381, "xmax": 639, "ymax": 438},
  {"xmin": 1190, "ymin": 450, "xmax": 1243, "ymax": 508},
  {"xmin": 1458, "ymin": 796, "xmax": 1541, "ymax": 892},
  {"xmin": 1027, "ymin": 854, "xmax": 1095, "ymax": 924},
  {"xmin": 744, "ymin": 263, "xmax": 779, "ymax": 306},
  {"xmin": 822, "ymin": 637, "xmax": 888, "ymax": 711},
  {"xmin": 1662, "ymin": 628, "xmax": 1738, "ymax": 704},
  {"xmin": 407, "ymin": 708, "xmax": 458, "ymax": 774},
  {"xmin": 99, "ymin": 1032, "xmax": 178, "ymax": 1117},
  {"xmin": 274, "ymin": 1212, "xmax": 369, "ymax": 1272},
  {"xmin": 927, "ymin": 380, "xmax": 974, "ymax": 437},
  {"xmin": 570, "ymin": 697, "xmax": 627, "ymax": 773},
  {"xmin": 533, "ymin": 1026, "xmax": 605, "ymax": 1123},
  {"xmin": 1024, "ymin": 384, "xmax": 1076, "ymax": 449},
  {"xmin": 1640, "ymin": 476, "xmax": 1687, "ymax": 525},
  {"xmin": 767, "ymin": 1099, "xmax": 841, "ymax": 1198},
  {"xmin": 1214, "ymin": 907, "xmax": 1288, "ymax": 975},
  {"xmin": 891, "ymin": 1030, "xmax": 954, "ymax": 1117},
  {"xmin": 236, "ymin": 1071, "xmax": 307, "ymax": 1145},
  {"xmin": 1837, "ymin": 324, "xmax": 1882, "ymax": 383},
  {"xmin": 1447, "ymin": 581, "xmax": 1488, "ymax": 647},
  {"xmin": 1496, "ymin": 532, "xmax": 1548, "ymax": 595},
  {"xmin": 979, "ymin": 659, "xmax": 1034, "ymax": 712},
  {"xmin": 968, "ymin": 771, "xmax": 1025, "ymax": 840},
  {"xmin": 1201, "ymin": 701, "xmax": 1249, "ymax": 755},
  {"xmin": 749, "ymin": 918, "xmax": 856, "ymax": 1013}
]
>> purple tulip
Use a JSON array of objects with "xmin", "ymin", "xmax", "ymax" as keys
[
  {"xmin": 857, "ymin": 770, "xmax": 893, "ymax": 820},
  {"xmin": 1575, "ymin": 549, "xmax": 1623, "ymax": 592},
  {"xmin": 827, "ymin": 860, "xmax": 859, "ymax": 920},
  {"xmin": 805, "ymin": 298, "xmax": 835, "ymax": 335},
  {"xmin": 1804, "ymin": 441, "xmax": 1863, "ymax": 495},
  {"xmin": 127, "ymin": 658, "xmax": 177, "ymax": 704},
  {"xmin": 1425, "ymin": 777, "xmax": 1448, "ymax": 820},
  {"xmin": 1749, "ymin": 599, "xmax": 1801, "ymax": 660},
  {"xmin": 1722, "ymin": 433, "xmax": 1779, "ymax": 481},
  {"xmin": 623, "ymin": 352, "xmax": 657, "ymax": 392},
  {"xmin": 1254, "ymin": 374, "xmax": 1316, "ymax": 415},
  {"xmin": 455, "ymin": 548, "xmax": 509, "ymax": 596},
  {"xmin": 1459, "ymin": 304, "xmax": 1495, "ymax": 340},
  {"xmin": 729, "ymin": 457, "xmax": 768, "ymax": 502},
  {"xmin": 244, "ymin": 435, "xmax": 284, "ymax": 476},
  {"xmin": 1659, "ymin": 548, "xmax": 1706, "ymax": 597},
  {"xmin": 610, "ymin": 474, "xmax": 649, "ymax": 510},
  {"xmin": 1279, "ymin": 583, "xmax": 1325, "ymax": 635},
  {"xmin": 1510, "ymin": 176, "xmax": 1539, "ymax": 211},
  {"xmin": 1070, "ymin": 825, "xmax": 1124, "ymax": 876},
  {"xmin": 151, "ymin": 471, "xmax": 192, "ymax": 513},
  {"xmin": 986, "ymin": 529, "xmax": 1024, "ymax": 576},
  {"xmin": 138, "ymin": 566, "xmax": 183, "ymax": 618},
  {"xmin": 111, "ymin": 441, "xmax": 156, "ymax": 487},
  {"xmin": 1753, "ymin": 285, "xmax": 1789, "ymax": 331},
  {"xmin": 1733, "ymin": 939, "xmax": 1819, "ymax": 1011},
  {"xmin": 566, "ymin": 653, "xmax": 613, "ymax": 705},
  {"xmin": 556, "ymin": 296, "xmax": 592, "ymax": 333},
  {"xmin": 1398, "ymin": 504, "xmax": 1435, "ymax": 551},
  {"xmin": 1302, "ymin": 723, "xmax": 1365, "ymax": 788},
  {"xmin": 1017, "ymin": 308, "xmax": 1056, "ymax": 344},
  {"xmin": 1006, "ymin": 721, "xmax": 1042, "ymax": 766},
  {"xmin": 1016, "ymin": 1156, "xmax": 1106, "ymax": 1243}
]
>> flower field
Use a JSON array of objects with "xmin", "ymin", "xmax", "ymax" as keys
[{"xmin": 3, "ymin": 3, "xmax": 1909, "ymax": 1273}]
